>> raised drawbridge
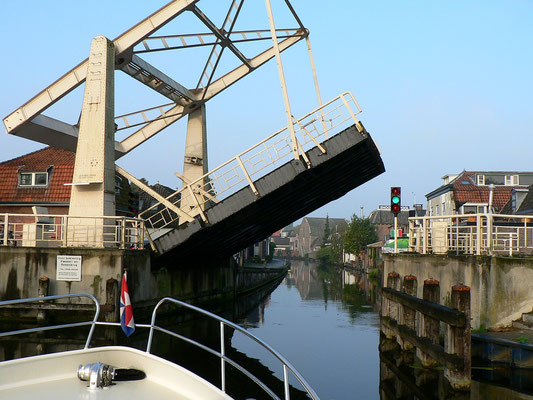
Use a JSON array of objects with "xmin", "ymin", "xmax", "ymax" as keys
[{"xmin": 3, "ymin": 0, "xmax": 384, "ymax": 260}]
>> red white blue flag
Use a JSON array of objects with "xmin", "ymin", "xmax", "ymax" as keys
[{"xmin": 120, "ymin": 271, "xmax": 135, "ymax": 337}]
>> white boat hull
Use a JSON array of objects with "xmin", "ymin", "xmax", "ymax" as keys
[{"xmin": 0, "ymin": 346, "xmax": 233, "ymax": 400}]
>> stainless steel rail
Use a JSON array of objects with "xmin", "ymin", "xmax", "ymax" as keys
[
  {"xmin": 0, "ymin": 294, "xmax": 320, "ymax": 400},
  {"xmin": 0, "ymin": 293, "xmax": 100, "ymax": 349},
  {"xmin": 145, "ymin": 297, "xmax": 320, "ymax": 400}
]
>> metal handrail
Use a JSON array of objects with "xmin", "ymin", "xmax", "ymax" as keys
[
  {"xmin": 409, "ymin": 212, "xmax": 533, "ymax": 255},
  {"xmin": 146, "ymin": 297, "xmax": 320, "ymax": 400},
  {"xmin": 140, "ymin": 91, "xmax": 362, "ymax": 233},
  {"xmin": 0, "ymin": 213, "xmax": 144, "ymax": 249},
  {"xmin": 0, "ymin": 293, "xmax": 100, "ymax": 349},
  {"xmin": 0, "ymin": 294, "xmax": 320, "ymax": 400}
]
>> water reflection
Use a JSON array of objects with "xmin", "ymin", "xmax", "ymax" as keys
[
  {"xmin": 2, "ymin": 260, "xmax": 531, "ymax": 399},
  {"xmin": 234, "ymin": 260, "xmax": 381, "ymax": 399},
  {"xmin": 379, "ymin": 336, "xmax": 533, "ymax": 400}
]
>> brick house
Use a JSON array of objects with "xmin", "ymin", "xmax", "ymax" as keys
[
  {"xmin": 0, "ymin": 147, "xmax": 135, "ymax": 236},
  {"xmin": 295, "ymin": 217, "xmax": 348, "ymax": 258},
  {"xmin": 426, "ymin": 171, "xmax": 533, "ymax": 216},
  {"xmin": 368, "ymin": 208, "xmax": 410, "ymax": 242}
]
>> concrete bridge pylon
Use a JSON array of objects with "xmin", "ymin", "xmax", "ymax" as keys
[{"xmin": 67, "ymin": 36, "xmax": 116, "ymax": 246}]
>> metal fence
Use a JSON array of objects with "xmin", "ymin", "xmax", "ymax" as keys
[
  {"xmin": 0, "ymin": 213, "xmax": 144, "ymax": 249},
  {"xmin": 140, "ymin": 91, "xmax": 364, "ymax": 232},
  {"xmin": 408, "ymin": 213, "xmax": 533, "ymax": 256}
]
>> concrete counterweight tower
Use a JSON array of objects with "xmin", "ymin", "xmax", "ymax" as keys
[
  {"xmin": 68, "ymin": 36, "xmax": 116, "ymax": 246},
  {"xmin": 180, "ymin": 104, "xmax": 208, "ymax": 213}
]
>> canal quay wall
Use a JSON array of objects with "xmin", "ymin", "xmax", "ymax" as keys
[
  {"xmin": 383, "ymin": 253, "xmax": 533, "ymax": 329},
  {"xmin": 0, "ymin": 247, "xmax": 287, "ymax": 321}
]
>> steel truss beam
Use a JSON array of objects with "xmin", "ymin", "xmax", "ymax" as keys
[
  {"xmin": 119, "ymin": 33, "xmax": 305, "ymax": 156},
  {"xmin": 3, "ymin": 0, "xmax": 199, "ymax": 136},
  {"xmin": 3, "ymin": 0, "xmax": 308, "ymax": 160}
]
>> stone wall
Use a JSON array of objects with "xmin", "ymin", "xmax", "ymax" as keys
[
  {"xmin": 0, "ymin": 247, "xmax": 287, "ymax": 321},
  {"xmin": 383, "ymin": 253, "xmax": 533, "ymax": 329}
]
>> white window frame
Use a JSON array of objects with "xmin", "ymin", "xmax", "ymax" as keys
[
  {"xmin": 461, "ymin": 203, "xmax": 487, "ymax": 214},
  {"xmin": 19, "ymin": 171, "xmax": 49, "ymax": 187},
  {"xmin": 477, "ymin": 175, "xmax": 485, "ymax": 185},
  {"xmin": 505, "ymin": 175, "xmax": 519, "ymax": 186}
]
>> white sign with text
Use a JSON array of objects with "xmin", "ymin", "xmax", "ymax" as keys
[{"xmin": 56, "ymin": 255, "xmax": 82, "ymax": 281}]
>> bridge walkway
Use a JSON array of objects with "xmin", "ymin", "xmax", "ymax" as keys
[{"xmin": 140, "ymin": 92, "xmax": 385, "ymax": 262}]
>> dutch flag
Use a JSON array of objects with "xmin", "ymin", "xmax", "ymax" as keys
[{"xmin": 120, "ymin": 271, "xmax": 135, "ymax": 337}]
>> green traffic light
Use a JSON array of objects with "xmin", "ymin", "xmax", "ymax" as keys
[{"xmin": 392, "ymin": 196, "xmax": 400, "ymax": 204}]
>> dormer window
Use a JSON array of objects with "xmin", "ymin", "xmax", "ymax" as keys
[
  {"xmin": 19, "ymin": 171, "xmax": 49, "ymax": 187},
  {"xmin": 505, "ymin": 175, "xmax": 519, "ymax": 186},
  {"xmin": 477, "ymin": 175, "xmax": 485, "ymax": 185}
]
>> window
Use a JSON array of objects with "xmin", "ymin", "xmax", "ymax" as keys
[
  {"xmin": 477, "ymin": 175, "xmax": 485, "ymax": 185},
  {"xmin": 505, "ymin": 175, "xmax": 519, "ymax": 185},
  {"xmin": 463, "ymin": 205, "xmax": 477, "ymax": 214},
  {"xmin": 19, "ymin": 172, "xmax": 49, "ymax": 187},
  {"xmin": 442, "ymin": 203, "xmax": 446, "ymax": 214}
]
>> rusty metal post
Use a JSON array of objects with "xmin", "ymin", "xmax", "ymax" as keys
[
  {"xmin": 416, "ymin": 279, "xmax": 440, "ymax": 367},
  {"xmin": 445, "ymin": 284, "xmax": 471, "ymax": 390},
  {"xmin": 399, "ymin": 275, "xmax": 417, "ymax": 350},
  {"xmin": 105, "ymin": 278, "xmax": 119, "ymax": 322}
]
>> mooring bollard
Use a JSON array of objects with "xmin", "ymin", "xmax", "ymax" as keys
[
  {"xmin": 382, "ymin": 272, "xmax": 401, "ymax": 339},
  {"xmin": 444, "ymin": 284, "xmax": 471, "ymax": 390},
  {"xmin": 37, "ymin": 276, "xmax": 50, "ymax": 324},
  {"xmin": 416, "ymin": 278, "xmax": 440, "ymax": 367},
  {"xmin": 105, "ymin": 278, "xmax": 118, "ymax": 322},
  {"xmin": 38, "ymin": 276, "xmax": 49, "ymax": 297},
  {"xmin": 399, "ymin": 275, "xmax": 417, "ymax": 350}
]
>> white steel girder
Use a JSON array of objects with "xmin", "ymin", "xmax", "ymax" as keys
[
  {"xmin": 3, "ymin": 0, "xmax": 308, "ymax": 160},
  {"xmin": 119, "ymin": 33, "xmax": 304, "ymax": 156},
  {"xmin": 3, "ymin": 0, "xmax": 199, "ymax": 136}
]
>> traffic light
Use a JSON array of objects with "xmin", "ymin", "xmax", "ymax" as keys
[{"xmin": 390, "ymin": 187, "xmax": 401, "ymax": 215}]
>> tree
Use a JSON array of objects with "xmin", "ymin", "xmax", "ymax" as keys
[
  {"xmin": 321, "ymin": 215, "xmax": 330, "ymax": 248},
  {"xmin": 316, "ymin": 246, "xmax": 334, "ymax": 263},
  {"xmin": 344, "ymin": 215, "xmax": 378, "ymax": 256}
]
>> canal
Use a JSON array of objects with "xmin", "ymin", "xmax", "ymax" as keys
[
  {"xmin": 2, "ymin": 259, "xmax": 533, "ymax": 399},
  {"xmin": 232, "ymin": 260, "xmax": 380, "ymax": 399},
  {"xmin": 218, "ymin": 260, "xmax": 533, "ymax": 399}
]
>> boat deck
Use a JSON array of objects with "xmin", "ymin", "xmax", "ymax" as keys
[{"xmin": 0, "ymin": 346, "xmax": 232, "ymax": 400}]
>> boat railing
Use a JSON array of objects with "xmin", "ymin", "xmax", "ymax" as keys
[
  {"xmin": 0, "ymin": 293, "xmax": 320, "ymax": 400},
  {"xmin": 0, "ymin": 293, "xmax": 100, "ymax": 349}
]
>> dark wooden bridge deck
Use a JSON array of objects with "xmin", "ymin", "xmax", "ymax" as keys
[{"xmin": 154, "ymin": 123, "xmax": 385, "ymax": 265}]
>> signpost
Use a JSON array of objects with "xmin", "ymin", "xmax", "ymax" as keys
[{"xmin": 56, "ymin": 255, "xmax": 82, "ymax": 281}]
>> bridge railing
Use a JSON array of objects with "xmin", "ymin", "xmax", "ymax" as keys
[
  {"xmin": 140, "ymin": 91, "xmax": 363, "ymax": 232},
  {"xmin": 408, "ymin": 213, "xmax": 533, "ymax": 256},
  {"xmin": 0, "ymin": 213, "xmax": 144, "ymax": 249}
]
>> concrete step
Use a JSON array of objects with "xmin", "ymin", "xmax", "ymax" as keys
[
  {"xmin": 513, "ymin": 320, "xmax": 533, "ymax": 330},
  {"xmin": 522, "ymin": 311, "xmax": 533, "ymax": 324}
]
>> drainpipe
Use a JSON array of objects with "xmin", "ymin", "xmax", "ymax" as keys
[
  {"xmin": 488, "ymin": 184, "xmax": 494, "ymax": 213},
  {"xmin": 487, "ymin": 184, "xmax": 494, "ymax": 255}
]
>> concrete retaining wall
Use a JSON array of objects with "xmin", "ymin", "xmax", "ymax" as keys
[
  {"xmin": 383, "ymin": 254, "xmax": 533, "ymax": 329},
  {"xmin": 0, "ymin": 247, "xmax": 287, "ymax": 321}
]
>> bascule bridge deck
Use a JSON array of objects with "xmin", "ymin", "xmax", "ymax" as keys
[{"xmin": 153, "ymin": 124, "xmax": 384, "ymax": 262}]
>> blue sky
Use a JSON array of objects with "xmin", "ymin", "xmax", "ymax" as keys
[{"xmin": 1, "ymin": 1, "xmax": 532, "ymax": 220}]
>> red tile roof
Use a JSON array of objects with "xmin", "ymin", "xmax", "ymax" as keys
[
  {"xmin": 452, "ymin": 171, "xmax": 517, "ymax": 210},
  {"xmin": 0, "ymin": 147, "xmax": 74, "ymax": 203}
]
